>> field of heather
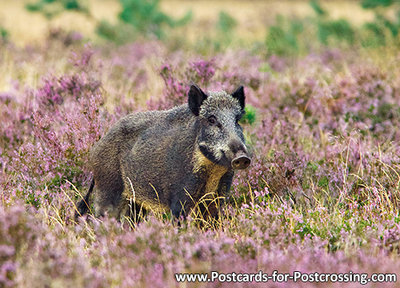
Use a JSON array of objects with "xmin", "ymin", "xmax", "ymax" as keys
[{"xmin": 1, "ymin": 0, "xmax": 400, "ymax": 287}]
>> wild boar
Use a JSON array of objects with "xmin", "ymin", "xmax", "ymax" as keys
[{"xmin": 75, "ymin": 84, "xmax": 251, "ymax": 221}]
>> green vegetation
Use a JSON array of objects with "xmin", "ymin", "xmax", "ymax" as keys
[
  {"xmin": 241, "ymin": 104, "xmax": 256, "ymax": 125},
  {"xmin": 216, "ymin": 11, "xmax": 237, "ymax": 34},
  {"xmin": 0, "ymin": 26, "xmax": 8, "ymax": 42},
  {"xmin": 26, "ymin": 0, "xmax": 191, "ymax": 42},
  {"xmin": 266, "ymin": 16, "xmax": 303, "ymax": 56},
  {"xmin": 26, "ymin": 0, "xmax": 88, "ymax": 18},
  {"xmin": 24, "ymin": 0, "xmax": 400, "ymax": 54},
  {"xmin": 98, "ymin": 0, "xmax": 192, "ymax": 42},
  {"xmin": 265, "ymin": 0, "xmax": 400, "ymax": 55}
]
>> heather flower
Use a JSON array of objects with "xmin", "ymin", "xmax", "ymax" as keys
[{"xmin": 186, "ymin": 58, "xmax": 216, "ymax": 85}]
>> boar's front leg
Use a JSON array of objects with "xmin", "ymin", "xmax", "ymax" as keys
[
  {"xmin": 170, "ymin": 196, "xmax": 189, "ymax": 220},
  {"xmin": 198, "ymin": 171, "xmax": 234, "ymax": 220},
  {"xmin": 92, "ymin": 173, "xmax": 125, "ymax": 219},
  {"xmin": 169, "ymin": 175, "xmax": 203, "ymax": 219},
  {"xmin": 170, "ymin": 190, "xmax": 195, "ymax": 220},
  {"xmin": 217, "ymin": 170, "xmax": 234, "ymax": 197}
]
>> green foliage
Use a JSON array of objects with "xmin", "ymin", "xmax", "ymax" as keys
[
  {"xmin": 217, "ymin": 11, "xmax": 237, "ymax": 34},
  {"xmin": 361, "ymin": 0, "xmax": 395, "ymax": 9},
  {"xmin": 265, "ymin": 0, "xmax": 400, "ymax": 56},
  {"xmin": 363, "ymin": 20, "xmax": 388, "ymax": 46},
  {"xmin": 359, "ymin": 0, "xmax": 400, "ymax": 46},
  {"xmin": 117, "ymin": 0, "xmax": 191, "ymax": 39},
  {"xmin": 200, "ymin": 11, "xmax": 239, "ymax": 52},
  {"xmin": 317, "ymin": 19, "xmax": 355, "ymax": 45},
  {"xmin": 361, "ymin": 4, "xmax": 400, "ymax": 46},
  {"xmin": 0, "ymin": 27, "xmax": 8, "ymax": 42},
  {"xmin": 266, "ymin": 16, "xmax": 303, "ymax": 56},
  {"xmin": 318, "ymin": 176, "xmax": 329, "ymax": 188},
  {"xmin": 26, "ymin": 0, "xmax": 56, "ymax": 11},
  {"xmin": 192, "ymin": 36, "xmax": 224, "ymax": 55},
  {"xmin": 26, "ymin": 0, "xmax": 87, "ymax": 18},
  {"xmin": 64, "ymin": 0, "xmax": 81, "ymax": 10},
  {"xmin": 309, "ymin": 0, "xmax": 326, "ymax": 16},
  {"xmin": 311, "ymin": 1, "xmax": 355, "ymax": 46},
  {"xmin": 96, "ymin": 0, "xmax": 192, "ymax": 43},
  {"xmin": 355, "ymin": 103, "xmax": 400, "ymax": 129},
  {"xmin": 381, "ymin": 15, "xmax": 399, "ymax": 36},
  {"xmin": 96, "ymin": 20, "xmax": 137, "ymax": 44},
  {"xmin": 25, "ymin": 0, "xmax": 192, "ymax": 43},
  {"xmin": 240, "ymin": 105, "xmax": 257, "ymax": 125}
]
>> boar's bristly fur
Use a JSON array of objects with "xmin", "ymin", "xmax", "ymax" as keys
[{"xmin": 75, "ymin": 85, "xmax": 251, "ymax": 221}]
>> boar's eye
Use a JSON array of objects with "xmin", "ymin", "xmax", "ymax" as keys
[{"xmin": 208, "ymin": 115, "xmax": 217, "ymax": 125}]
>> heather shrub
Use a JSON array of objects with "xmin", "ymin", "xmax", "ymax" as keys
[
  {"xmin": 0, "ymin": 205, "xmax": 39, "ymax": 287},
  {"xmin": 147, "ymin": 58, "xmax": 216, "ymax": 110},
  {"xmin": 2, "ymin": 48, "xmax": 111, "ymax": 211},
  {"xmin": 46, "ymin": 28, "xmax": 84, "ymax": 47}
]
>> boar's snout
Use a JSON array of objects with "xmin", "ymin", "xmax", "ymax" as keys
[
  {"xmin": 227, "ymin": 138, "xmax": 251, "ymax": 170},
  {"xmin": 231, "ymin": 151, "xmax": 251, "ymax": 170}
]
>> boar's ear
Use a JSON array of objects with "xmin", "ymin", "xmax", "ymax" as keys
[
  {"xmin": 232, "ymin": 86, "xmax": 245, "ymax": 110},
  {"xmin": 188, "ymin": 84, "xmax": 208, "ymax": 116}
]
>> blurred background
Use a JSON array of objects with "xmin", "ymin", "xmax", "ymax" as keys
[{"xmin": 0, "ymin": 0, "xmax": 398, "ymax": 54}]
